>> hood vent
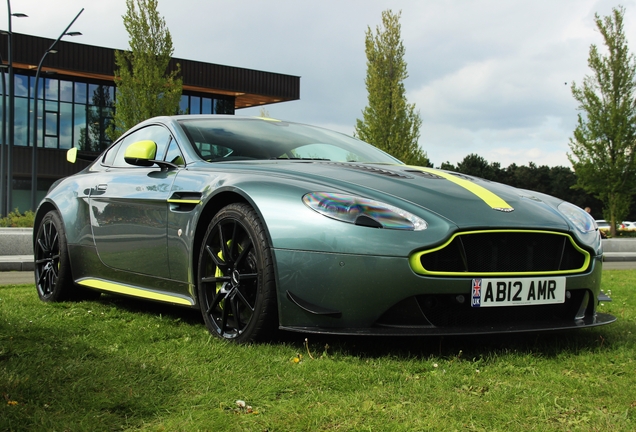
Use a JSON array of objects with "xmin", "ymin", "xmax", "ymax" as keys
[{"xmin": 404, "ymin": 170, "xmax": 444, "ymax": 180}]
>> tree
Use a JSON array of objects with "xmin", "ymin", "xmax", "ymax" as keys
[
  {"xmin": 354, "ymin": 10, "xmax": 428, "ymax": 167},
  {"xmin": 568, "ymin": 6, "xmax": 636, "ymax": 236},
  {"xmin": 444, "ymin": 154, "xmax": 602, "ymax": 213},
  {"xmin": 456, "ymin": 153, "xmax": 498, "ymax": 181},
  {"xmin": 108, "ymin": 0, "xmax": 182, "ymax": 141}
]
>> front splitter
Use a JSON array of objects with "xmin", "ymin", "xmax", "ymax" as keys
[{"xmin": 280, "ymin": 312, "xmax": 617, "ymax": 336}]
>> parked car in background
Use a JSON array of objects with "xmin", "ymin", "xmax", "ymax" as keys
[
  {"xmin": 620, "ymin": 221, "xmax": 636, "ymax": 231},
  {"xmin": 596, "ymin": 220, "xmax": 611, "ymax": 231}
]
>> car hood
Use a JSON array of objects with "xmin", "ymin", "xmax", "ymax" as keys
[{"xmin": 245, "ymin": 161, "xmax": 571, "ymax": 231}]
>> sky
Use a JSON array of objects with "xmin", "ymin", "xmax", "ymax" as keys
[{"xmin": 7, "ymin": 0, "xmax": 636, "ymax": 168}]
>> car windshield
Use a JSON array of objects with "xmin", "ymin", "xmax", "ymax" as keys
[{"xmin": 177, "ymin": 117, "xmax": 401, "ymax": 164}]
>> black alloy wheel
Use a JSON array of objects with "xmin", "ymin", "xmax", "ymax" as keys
[
  {"xmin": 34, "ymin": 210, "xmax": 74, "ymax": 302},
  {"xmin": 198, "ymin": 203, "xmax": 277, "ymax": 342}
]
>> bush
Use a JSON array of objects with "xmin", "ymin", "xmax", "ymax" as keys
[
  {"xmin": 612, "ymin": 229, "xmax": 636, "ymax": 238},
  {"xmin": 0, "ymin": 209, "xmax": 35, "ymax": 227}
]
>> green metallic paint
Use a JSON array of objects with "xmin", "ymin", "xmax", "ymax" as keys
[
  {"xmin": 405, "ymin": 166, "xmax": 513, "ymax": 210},
  {"xmin": 273, "ymin": 248, "xmax": 603, "ymax": 329}
]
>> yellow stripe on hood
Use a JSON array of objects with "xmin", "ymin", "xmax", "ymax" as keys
[{"xmin": 407, "ymin": 166, "xmax": 513, "ymax": 210}]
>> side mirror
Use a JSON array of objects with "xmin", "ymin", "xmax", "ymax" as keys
[
  {"xmin": 124, "ymin": 140, "xmax": 157, "ymax": 167},
  {"xmin": 66, "ymin": 147, "xmax": 77, "ymax": 164}
]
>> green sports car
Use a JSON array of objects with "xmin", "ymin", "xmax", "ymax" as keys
[{"xmin": 33, "ymin": 115, "xmax": 616, "ymax": 342}]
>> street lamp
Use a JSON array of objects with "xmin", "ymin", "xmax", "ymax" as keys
[
  {"xmin": 0, "ymin": 55, "xmax": 7, "ymax": 217},
  {"xmin": 2, "ymin": 0, "xmax": 27, "ymax": 216},
  {"xmin": 30, "ymin": 8, "xmax": 83, "ymax": 211}
]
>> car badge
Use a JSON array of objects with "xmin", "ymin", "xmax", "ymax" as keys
[{"xmin": 493, "ymin": 207, "xmax": 514, "ymax": 213}]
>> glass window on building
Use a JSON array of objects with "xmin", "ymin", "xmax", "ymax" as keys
[
  {"xmin": 202, "ymin": 97, "xmax": 212, "ymax": 114},
  {"xmin": 45, "ymin": 78, "xmax": 59, "ymax": 101},
  {"xmin": 190, "ymin": 96, "xmax": 201, "ymax": 114},
  {"xmin": 74, "ymin": 82, "xmax": 87, "ymax": 104},
  {"xmin": 59, "ymin": 102, "xmax": 73, "ymax": 149},
  {"xmin": 14, "ymin": 75, "xmax": 28, "ymax": 97},
  {"xmin": 14, "ymin": 97, "xmax": 28, "ymax": 147},
  {"xmin": 60, "ymin": 80, "xmax": 73, "ymax": 102},
  {"xmin": 180, "ymin": 95, "xmax": 189, "ymax": 114},
  {"xmin": 3, "ymin": 73, "xmax": 235, "ymax": 152}
]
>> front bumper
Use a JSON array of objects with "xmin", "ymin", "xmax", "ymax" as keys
[{"xmin": 273, "ymin": 249, "xmax": 614, "ymax": 335}]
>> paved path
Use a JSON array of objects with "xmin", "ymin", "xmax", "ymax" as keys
[{"xmin": 0, "ymin": 271, "xmax": 34, "ymax": 285}]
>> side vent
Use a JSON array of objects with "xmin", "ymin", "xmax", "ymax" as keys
[{"xmin": 168, "ymin": 192, "xmax": 202, "ymax": 212}]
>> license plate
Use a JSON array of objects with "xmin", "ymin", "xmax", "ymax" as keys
[{"xmin": 471, "ymin": 277, "xmax": 565, "ymax": 308}]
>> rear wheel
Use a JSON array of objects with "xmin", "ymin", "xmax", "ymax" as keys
[
  {"xmin": 34, "ymin": 210, "xmax": 99, "ymax": 302},
  {"xmin": 197, "ymin": 203, "xmax": 277, "ymax": 342}
]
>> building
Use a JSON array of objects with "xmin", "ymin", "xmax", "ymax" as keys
[{"xmin": 0, "ymin": 33, "xmax": 300, "ymax": 213}]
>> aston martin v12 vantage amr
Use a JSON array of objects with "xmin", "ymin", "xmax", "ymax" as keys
[{"xmin": 34, "ymin": 115, "xmax": 616, "ymax": 342}]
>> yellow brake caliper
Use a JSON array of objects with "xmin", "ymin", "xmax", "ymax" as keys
[{"xmin": 215, "ymin": 240, "xmax": 243, "ymax": 309}]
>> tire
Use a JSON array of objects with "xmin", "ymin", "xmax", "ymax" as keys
[
  {"xmin": 197, "ymin": 203, "xmax": 277, "ymax": 342},
  {"xmin": 34, "ymin": 210, "xmax": 100, "ymax": 302}
]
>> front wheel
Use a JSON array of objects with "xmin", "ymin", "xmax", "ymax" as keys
[
  {"xmin": 34, "ymin": 210, "xmax": 100, "ymax": 302},
  {"xmin": 34, "ymin": 210, "xmax": 75, "ymax": 302},
  {"xmin": 197, "ymin": 203, "xmax": 277, "ymax": 342}
]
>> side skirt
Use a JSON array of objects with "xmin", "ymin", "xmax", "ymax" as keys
[{"xmin": 77, "ymin": 278, "xmax": 195, "ymax": 306}]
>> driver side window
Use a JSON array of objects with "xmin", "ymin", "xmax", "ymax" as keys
[{"xmin": 108, "ymin": 125, "xmax": 174, "ymax": 168}]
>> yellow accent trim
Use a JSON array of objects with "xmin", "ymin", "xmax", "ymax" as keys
[
  {"xmin": 409, "ymin": 229, "xmax": 591, "ymax": 277},
  {"xmin": 406, "ymin": 165, "xmax": 513, "ymax": 210},
  {"xmin": 66, "ymin": 147, "xmax": 77, "ymax": 163},
  {"xmin": 257, "ymin": 117, "xmax": 281, "ymax": 122},
  {"xmin": 78, "ymin": 278, "xmax": 194, "ymax": 306},
  {"xmin": 167, "ymin": 199, "xmax": 201, "ymax": 204},
  {"xmin": 125, "ymin": 140, "xmax": 157, "ymax": 160}
]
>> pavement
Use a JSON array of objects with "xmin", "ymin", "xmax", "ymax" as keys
[{"xmin": 1, "ymin": 253, "xmax": 635, "ymax": 287}]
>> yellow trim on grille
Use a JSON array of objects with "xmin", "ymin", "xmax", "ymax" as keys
[
  {"xmin": 77, "ymin": 278, "xmax": 194, "ymax": 306},
  {"xmin": 409, "ymin": 229, "xmax": 591, "ymax": 277},
  {"xmin": 407, "ymin": 166, "xmax": 513, "ymax": 210}
]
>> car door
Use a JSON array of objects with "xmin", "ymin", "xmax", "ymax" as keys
[{"xmin": 89, "ymin": 125, "xmax": 177, "ymax": 278}]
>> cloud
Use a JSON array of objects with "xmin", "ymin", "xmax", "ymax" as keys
[{"xmin": 14, "ymin": 0, "xmax": 636, "ymax": 169}]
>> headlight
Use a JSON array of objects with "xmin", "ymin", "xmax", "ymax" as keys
[
  {"xmin": 558, "ymin": 201, "xmax": 596, "ymax": 233},
  {"xmin": 302, "ymin": 192, "xmax": 427, "ymax": 231}
]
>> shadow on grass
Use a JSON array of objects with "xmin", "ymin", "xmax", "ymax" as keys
[
  {"xmin": 271, "ymin": 315, "xmax": 634, "ymax": 362},
  {"xmin": 1, "ymin": 302, "xmax": 184, "ymax": 431},
  {"xmin": 90, "ymin": 294, "xmax": 632, "ymax": 362},
  {"xmin": 100, "ymin": 293, "xmax": 204, "ymax": 326}
]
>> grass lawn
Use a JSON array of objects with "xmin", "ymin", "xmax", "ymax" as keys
[{"xmin": 1, "ymin": 270, "xmax": 635, "ymax": 431}]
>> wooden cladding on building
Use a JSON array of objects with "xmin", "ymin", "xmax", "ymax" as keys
[{"xmin": 4, "ymin": 33, "xmax": 300, "ymax": 108}]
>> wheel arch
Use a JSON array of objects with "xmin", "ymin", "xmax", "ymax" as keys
[
  {"xmin": 33, "ymin": 201, "xmax": 59, "ymax": 250},
  {"xmin": 192, "ymin": 190, "xmax": 276, "ymax": 282}
]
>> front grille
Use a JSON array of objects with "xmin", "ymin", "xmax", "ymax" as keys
[{"xmin": 417, "ymin": 231, "xmax": 588, "ymax": 274}]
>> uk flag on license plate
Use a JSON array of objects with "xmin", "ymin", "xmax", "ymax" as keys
[{"xmin": 472, "ymin": 278, "xmax": 482, "ymax": 307}]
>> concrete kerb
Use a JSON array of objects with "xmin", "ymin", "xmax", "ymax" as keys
[
  {"xmin": 0, "ymin": 228, "xmax": 33, "ymax": 271},
  {"xmin": 0, "ymin": 255, "xmax": 34, "ymax": 271},
  {"xmin": 0, "ymin": 228, "xmax": 32, "ymax": 255}
]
